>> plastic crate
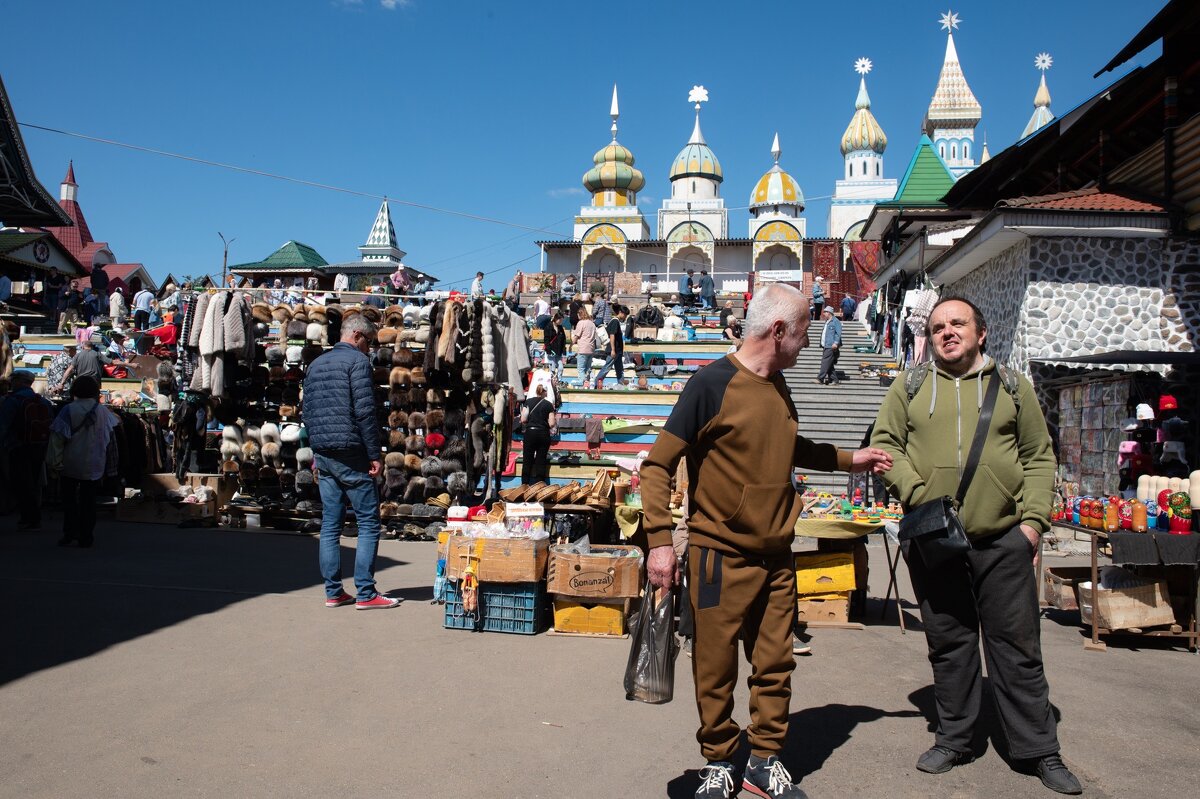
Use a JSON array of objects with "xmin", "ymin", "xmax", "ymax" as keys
[
  {"xmin": 794, "ymin": 551, "xmax": 856, "ymax": 595},
  {"xmin": 444, "ymin": 580, "xmax": 544, "ymax": 635},
  {"xmin": 552, "ymin": 598, "xmax": 627, "ymax": 636}
]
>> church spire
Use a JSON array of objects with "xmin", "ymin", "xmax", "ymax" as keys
[
  {"xmin": 61, "ymin": 160, "xmax": 78, "ymax": 202},
  {"xmin": 1021, "ymin": 53, "xmax": 1056, "ymax": 139},
  {"xmin": 359, "ymin": 198, "xmax": 405, "ymax": 262},
  {"xmin": 924, "ymin": 11, "xmax": 981, "ymax": 177},
  {"xmin": 842, "ymin": 57, "xmax": 887, "ymax": 157},
  {"xmin": 609, "ymin": 84, "xmax": 619, "ymax": 142}
]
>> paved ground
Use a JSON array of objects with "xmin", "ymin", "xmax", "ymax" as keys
[{"xmin": 1, "ymin": 517, "xmax": 1196, "ymax": 798}]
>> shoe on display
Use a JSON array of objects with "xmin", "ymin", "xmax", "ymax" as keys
[
  {"xmin": 355, "ymin": 595, "xmax": 402, "ymax": 610},
  {"xmin": 742, "ymin": 755, "xmax": 807, "ymax": 799},
  {"xmin": 325, "ymin": 591, "xmax": 354, "ymax": 608},
  {"xmin": 1035, "ymin": 754, "xmax": 1082, "ymax": 795},
  {"xmin": 694, "ymin": 761, "xmax": 735, "ymax": 799},
  {"xmin": 916, "ymin": 745, "xmax": 971, "ymax": 774}
]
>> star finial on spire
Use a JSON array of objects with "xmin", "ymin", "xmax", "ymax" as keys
[
  {"xmin": 854, "ymin": 57, "xmax": 873, "ymax": 76},
  {"xmin": 939, "ymin": 10, "xmax": 960, "ymax": 31},
  {"xmin": 1035, "ymin": 52, "xmax": 1053, "ymax": 71},
  {"xmin": 610, "ymin": 84, "xmax": 620, "ymax": 141}
]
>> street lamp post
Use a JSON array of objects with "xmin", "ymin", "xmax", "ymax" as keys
[{"xmin": 219, "ymin": 232, "xmax": 236, "ymax": 287}]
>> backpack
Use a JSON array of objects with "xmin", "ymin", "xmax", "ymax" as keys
[
  {"xmin": 903, "ymin": 362, "xmax": 1022, "ymax": 410},
  {"xmin": 20, "ymin": 396, "xmax": 52, "ymax": 446}
]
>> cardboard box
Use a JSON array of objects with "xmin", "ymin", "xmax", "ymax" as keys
[
  {"xmin": 553, "ymin": 598, "xmax": 627, "ymax": 636},
  {"xmin": 187, "ymin": 474, "xmax": 237, "ymax": 509},
  {"xmin": 796, "ymin": 593, "xmax": 850, "ymax": 624},
  {"xmin": 445, "ymin": 536, "xmax": 549, "ymax": 583},
  {"xmin": 116, "ymin": 497, "xmax": 215, "ymax": 525},
  {"xmin": 1043, "ymin": 566, "xmax": 1093, "ymax": 611},
  {"xmin": 547, "ymin": 545, "xmax": 643, "ymax": 599},
  {"xmin": 1078, "ymin": 579, "xmax": 1175, "ymax": 630},
  {"xmin": 794, "ymin": 551, "xmax": 856, "ymax": 595}
]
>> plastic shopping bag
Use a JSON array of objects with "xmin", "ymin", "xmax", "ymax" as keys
[{"xmin": 623, "ymin": 577, "xmax": 678, "ymax": 704}]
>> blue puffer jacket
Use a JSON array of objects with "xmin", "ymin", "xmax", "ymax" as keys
[{"xmin": 302, "ymin": 343, "xmax": 381, "ymax": 463}]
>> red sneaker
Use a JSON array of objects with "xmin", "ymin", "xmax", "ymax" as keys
[
  {"xmin": 325, "ymin": 591, "xmax": 354, "ymax": 608},
  {"xmin": 355, "ymin": 595, "xmax": 402, "ymax": 610}
]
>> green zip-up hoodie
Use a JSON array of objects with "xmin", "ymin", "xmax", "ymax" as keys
[{"xmin": 870, "ymin": 357, "xmax": 1056, "ymax": 538}]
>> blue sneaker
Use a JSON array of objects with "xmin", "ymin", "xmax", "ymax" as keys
[
  {"xmin": 743, "ymin": 755, "xmax": 808, "ymax": 799},
  {"xmin": 695, "ymin": 761, "xmax": 735, "ymax": 799}
]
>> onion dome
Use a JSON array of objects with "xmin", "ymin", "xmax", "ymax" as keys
[
  {"xmin": 669, "ymin": 98, "xmax": 723, "ymax": 182},
  {"xmin": 841, "ymin": 76, "xmax": 887, "ymax": 155},
  {"xmin": 749, "ymin": 134, "xmax": 804, "ymax": 210},
  {"xmin": 581, "ymin": 86, "xmax": 645, "ymax": 201}
]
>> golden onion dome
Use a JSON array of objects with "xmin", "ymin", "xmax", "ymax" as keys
[{"xmin": 841, "ymin": 78, "xmax": 888, "ymax": 155}]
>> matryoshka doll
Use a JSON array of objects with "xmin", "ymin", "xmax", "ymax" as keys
[
  {"xmin": 1131, "ymin": 499, "xmax": 1149, "ymax": 532},
  {"xmin": 1071, "ymin": 497, "xmax": 1083, "ymax": 526},
  {"xmin": 1157, "ymin": 489, "xmax": 1173, "ymax": 531},
  {"xmin": 1169, "ymin": 492, "xmax": 1192, "ymax": 535},
  {"xmin": 1118, "ymin": 498, "xmax": 1134, "ymax": 530},
  {"xmin": 1104, "ymin": 498, "xmax": 1120, "ymax": 532}
]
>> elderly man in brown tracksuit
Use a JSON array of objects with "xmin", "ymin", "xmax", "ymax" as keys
[{"xmin": 641, "ymin": 282, "xmax": 892, "ymax": 799}]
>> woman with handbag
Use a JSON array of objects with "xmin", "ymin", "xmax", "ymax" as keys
[
  {"xmin": 45, "ymin": 376, "xmax": 121, "ymax": 548},
  {"xmin": 572, "ymin": 307, "xmax": 596, "ymax": 387},
  {"xmin": 520, "ymin": 384, "xmax": 556, "ymax": 485}
]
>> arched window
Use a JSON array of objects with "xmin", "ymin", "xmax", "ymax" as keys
[
  {"xmin": 963, "ymin": 143, "xmax": 970, "ymax": 159},
  {"xmin": 692, "ymin": 180, "xmax": 696, "ymax": 194},
  {"xmin": 951, "ymin": 144, "xmax": 957, "ymax": 159},
  {"xmin": 875, "ymin": 162, "xmax": 880, "ymax": 176},
  {"xmin": 849, "ymin": 163, "xmax": 854, "ymax": 176},
  {"xmin": 862, "ymin": 160, "xmax": 868, "ymax": 175},
  {"xmin": 939, "ymin": 145, "xmax": 946, "ymax": 158}
]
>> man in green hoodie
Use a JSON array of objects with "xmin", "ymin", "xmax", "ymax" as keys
[{"xmin": 871, "ymin": 297, "xmax": 1081, "ymax": 796}]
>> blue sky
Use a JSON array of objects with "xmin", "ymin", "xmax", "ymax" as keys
[{"xmin": 3, "ymin": 0, "xmax": 1160, "ymax": 290}]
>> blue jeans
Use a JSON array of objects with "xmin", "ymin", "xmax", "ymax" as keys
[
  {"xmin": 315, "ymin": 453, "xmax": 383, "ymax": 601},
  {"xmin": 594, "ymin": 352, "xmax": 623, "ymax": 384},
  {"xmin": 547, "ymin": 353, "xmax": 564, "ymax": 380},
  {"xmin": 576, "ymin": 353, "xmax": 593, "ymax": 383}
]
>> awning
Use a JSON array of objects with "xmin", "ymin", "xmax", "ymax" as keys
[{"xmin": 1031, "ymin": 350, "xmax": 1200, "ymax": 366}]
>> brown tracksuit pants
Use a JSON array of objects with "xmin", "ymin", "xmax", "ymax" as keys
[{"xmin": 689, "ymin": 544, "xmax": 796, "ymax": 762}]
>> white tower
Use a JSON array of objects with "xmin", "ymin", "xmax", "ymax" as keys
[
  {"xmin": 658, "ymin": 86, "xmax": 727, "ymax": 246},
  {"xmin": 829, "ymin": 58, "xmax": 898, "ymax": 240},
  {"xmin": 923, "ymin": 11, "xmax": 982, "ymax": 178}
]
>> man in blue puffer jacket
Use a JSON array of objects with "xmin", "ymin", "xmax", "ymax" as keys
[{"xmin": 303, "ymin": 313, "xmax": 400, "ymax": 610}]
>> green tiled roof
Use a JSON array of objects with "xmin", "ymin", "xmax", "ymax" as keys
[
  {"xmin": 0, "ymin": 231, "xmax": 47, "ymax": 254},
  {"xmin": 879, "ymin": 135, "xmax": 955, "ymax": 208},
  {"xmin": 230, "ymin": 240, "xmax": 328, "ymax": 271}
]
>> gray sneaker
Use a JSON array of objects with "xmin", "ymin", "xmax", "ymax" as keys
[
  {"xmin": 695, "ymin": 761, "xmax": 735, "ymax": 799},
  {"xmin": 743, "ymin": 755, "xmax": 808, "ymax": 799}
]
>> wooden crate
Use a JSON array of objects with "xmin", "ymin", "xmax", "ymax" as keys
[
  {"xmin": 794, "ymin": 551, "xmax": 856, "ymax": 595},
  {"xmin": 1043, "ymin": 566, "xmax": 1093, "ymax": 611},
  {"xmin": 797, "ymin": 592, "xmax": 851, "ymax": 624},
  {"xmin": 552, "ymin": 598, "xmax": 627, "ymax": 637},
  {"xmin": 1078, "ymin": 579, "xmax": 1175, "ymax": 630},
  {"xmin": 547, "ymin": 545, "xmax": 642, "ymax": 599}
]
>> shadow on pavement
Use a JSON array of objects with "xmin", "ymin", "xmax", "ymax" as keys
[{"xmin": 0, "ymin": 523, "xmax": 410, "ymax": 686}]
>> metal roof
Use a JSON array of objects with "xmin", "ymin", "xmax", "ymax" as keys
[{"xmin": 0, "ymin": 74, "xmax": 73, "ymax": 227}]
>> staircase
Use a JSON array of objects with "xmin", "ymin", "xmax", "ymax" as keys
[{"xmin": 784, "ymin": 321, "xmax": 895, "ymax": 494}]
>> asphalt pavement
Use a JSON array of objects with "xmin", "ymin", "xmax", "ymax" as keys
[{"xmin": 1, "ymin": 518, "xmax": 1196, "ymax": 798}]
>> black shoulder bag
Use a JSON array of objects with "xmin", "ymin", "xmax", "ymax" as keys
[{"xmin": 898, "ymin": 373, "xmax": 1001, "ymax": 568}]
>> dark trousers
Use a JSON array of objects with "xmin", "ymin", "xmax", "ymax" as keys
[
  {"xmin": 811, "ymin": 301, "xmax": 824, "ymax": 320},
  {"xmin": 690, "ymin": 545, "xmax": 796, "ymax": 761},
  {"xmin": 902, "ymin": 525, "xmax": 1060, "ymax": 759},
  {"xmin": 60, "ymin": 477, "xmax": 100, "ymax": 546},
  {"xmin": 134, "ymin": 309, "xmax": 150, "ymax": 330},
  {"xmin": 521, "ymin": 426, "xmax": 551, "ymax": 484},
  {"xmin": 11, "ymin": 447, "xmax": 46, "ymax": 526},
  {"xmin": 818, "ymin": 346, "xmax": 840, "ymax": 382}
]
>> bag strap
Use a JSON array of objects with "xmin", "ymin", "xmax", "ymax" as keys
[{"xmin": 954, "ymin": 373, "xmax": 1001, "ymax": 507}]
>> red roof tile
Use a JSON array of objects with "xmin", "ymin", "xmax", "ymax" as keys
[{"xmin": 1000, "ymin": 187, "xmax": 1166, "ymax": 213}]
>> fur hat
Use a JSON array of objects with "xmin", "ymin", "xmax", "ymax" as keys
[
  {"xmin": 447, "ymin": 471, "xmax": 469, "ymax": 497},
  {"xmin": 268, "ymin": 365, "xmax": 286, "ymax": 383},
  {"xmin": 410, "ymin": 367, "xmax": 427, "ymax": 386},
  {"xmin": 425, "ymin": 432, "xmax": 446, "ymax": 455},
  {"xmin": 292, "ymin": 309, "xmax": 309, "ymax": 324},
  {"xmin": 294, "ymin": 469, "xmax": 314, "ymax": 489},
  {"xmin": 425, "ymin": 387, "xmax": 445, "ymax": 408},
  {"xmin": 398, "ymin": 329, "xmax": 417, "ymax": 343},
  {"xmin": 388, "ymin": 429, "xmax": 406, "ymax": 450},
  {"xmin": 156, "ymin": 361, "xmax": 174, "ymax": 381},
  {"xmin": 286, "ymin": 320, "xmax": 308, "ymax": 340},
  {"xmin": 308, "ymin": 306, "xmax": 327, "ymax": 323},
  {"xmin": 325, "ymin": 305, "xmax": 343, "ymax": 341},
  {"xmin": 425, "ymin": 409, "xmax": 445, "ymax": 431},
  {"xmin": 359, "ymin": 306, "xmax": 382, "ymax": 324},
  {"xmin": 242, "ymin": 440, "xmax": 261, "ymax": 462},
  {"xmin": 251, "ymin": 303, "xmax": 273, "ymax": 323},
  {"xmin": 408, "ymin": 411, "xmax": 426, "ymax": 431},
  {"xmin": 301, "ymin": 345, "xmax": 323, "ymax": 365},
  {"xmin": 441, "ymin": 458, "xmax": 464, "ymax": 476},
  {"xmin": 403, "ymin": 304, "xmax": 421, "ymax": 327},
  {"xmin": 420, "ymin": 456, "xmax": 444, "ymax": 477},
  {"xmin": 271, "ymin": 305, "xmax": 292, "ymax": 323},
  {"xmin": 296, "ymin": 447, "xmax": 314, "ymax": 469},
  {"xmin": 286, "ymin": 345, "xmax": 303, "ymax": 364},
  {"xmin": 389, "ymin": 387, "xmax": 411, "ymax": 411},
  {"xmin": 384, "ymin": 305, "xmax": 405, "ymax": 327},
  {"xmin": 405, "ymin": 434, "xmax": 425, "ymax": 455},
  {"xmin": 384, "ymin": 470, "xmax": 408, "ymax": 501},
  {"xmin": 373, "ymin": 367, "xmax": 390, "ymax": 386},
  {"xmin": 221, "ymin": 424, "xmax": 243, "ymax": 446},
  {"xmin": 444, "ymin": 409, "xmax": 465, "ymax": 437},
  {"xmin": 441, "ymin": 437, "xmax": 468, "ymax": 464},
  {"xmin": 220, "ymin": 438, "xmax": 242, "ymax": 462},
  {"xmin": 244, "ymin": 424, "xmax": 262, "ymax": 444},
  {"xmin": 262, "ymin": 441, "xmax": 282, "ymax": 467},
  {"xmin": 253, "ymin": 321, "xmax": 270, "ymax": 340},
  {"xmin": 279, "ymin": 404, "xmax": 298, "ymax": 419},
  {"xmin": 389, "ymin": 410, "xmax": 409, "ymax": 430},
  {"xmin": 384, "ymin": 451, "xmax": 407, "ymax": 470},
  {"xmin": 414, "ymin": 328, "xmax": 430, "ymax": 344},
  {"xmin": 392, "ymin": 347, "xmax": 415, "ymax": 368},
  {"xmin": 377, "ymin": 327, "xmax": 399, "ymax": 345},
  {"xmin": 280, "ymin": 423, "xmax": 302, "ymax": 443},
  {"xmin": 305, "ymin": 322, "xmax": 325, "ymax": 344},
  {"xmin": 265, "ymin": 346, "xmax": 285, "ymax": 366},
  {"xmin": 423, "ymin": 475, "xmax": 445, "ymax": 499},
  {"xmin": 370, "ymin": 347, "xmax": 391, "ymax": 368},
  {"xmin": 396, "ymin": 504, "xmax": 414, "ymax": 517},
  {"xmin": 389, "ymin": 367, "xmax": 411, "ymax": 389},
  {"xmin": 402, "ymin": 477, "xmax": 426, "ymax": 503},
  {"xmin": 404, "ymin": 453, "xmax": 423, "ymax": 473},
  {"xmin": 260, "ymin": 422, "xmax": 281, "ymax": 444}
]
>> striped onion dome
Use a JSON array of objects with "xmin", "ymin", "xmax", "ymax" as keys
[
  {"xmin": 669, "ymin": 113, "xmax": 723, "ymax": 182},
  {"xmin": 582, "ymin": 142, "xmax": 645, "ymax": 193},
  {"xmin": 841, "ymin": 78, "xmax": 887, "ymax": 155},
  {"xmin": 750, "ymin": 134, "xmax": 804, "ymax": 210}
]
